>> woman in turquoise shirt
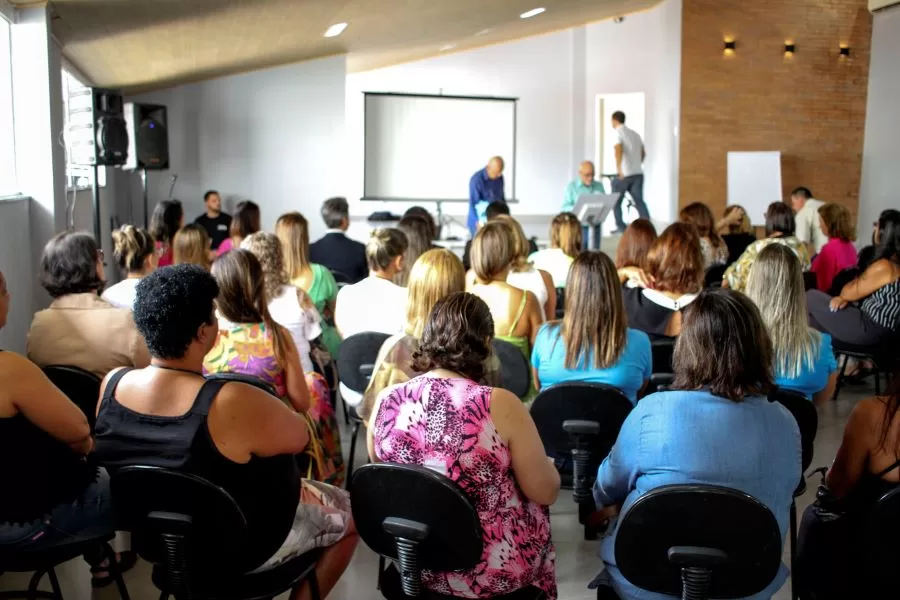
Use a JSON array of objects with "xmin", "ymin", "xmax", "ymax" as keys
[
  {"xmin": 531, "ymin": 251, "xmax": 651, "ymax": 404},
  {"xmin": 592, "ymin": 290, "xmax": 801, "ymax": 600},
  {"xmin": 746, "ymin": 243, "xmax": 838, "ymax": 403}
]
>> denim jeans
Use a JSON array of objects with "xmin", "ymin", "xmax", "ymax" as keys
[
  {"xmin": 611, "ymin": 174, "xmax": 650, "ymax": 231},
  {"xmin": 582, "ymin": 224, "xmax": 602, "ymax": 250}
]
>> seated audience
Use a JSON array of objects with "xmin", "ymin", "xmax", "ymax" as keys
[
  {"xmin": 680, "ymin": 202, "xmax": 728, "ymax": 269},
  {"xmin": 462, "ymin": 200, "xmax": 520, "ymax": 270},
  {"xmin": 723, "ymin": 201, "xmax": 811, "ymax": 292},
  {"xmin": 746, "ymin": 244, "xmax": 838, "ymax": 403},
  {"xmin": 309, "ymin": 197, "xmax": 367, "ymax": 284},
  {"xmin": 217, "ymin": 200, "xmax": 260, "ymax": 256},
  {"xmin": 394, "ymin": 215, "xmax": 434, "ymax": 286},
  {"xmin": 276, "ymin": 212, "xmax": 341, "ymax": 357},
  {"xmin": 173, "ymin": 223, "xmax": 213, "ymax": 270},
  {"xmin": 830, "ymin": 208, "xmax": 900, "ymax": 296},
  {"xmin": 402, "ymin": 205, "xmax": 439, "ymax": 242},
  {"xmin": 359, "ymin": 249, "xmax": 502, "ymax": 420},
  {"xmin": 529, "ymin": 212, "xmax": 583, "ymax": 288},
  {"xmin": 149, "ymin": 199, "xmax": 184, "ymax": 268},
  {"xmin": 367, "ymin": 292, "xmax": 558, "ymax": 599},
  {"xmin": 497, "ymin": 215, "xmax": 556, "ymax": 320},
  {"xmin": 335, "ymin": 228, "xmax": 408, "ymax": 339},
  {"xmin": 592, "ymin": 289, "xmax": 800, "ymax": 600},
  {"xmin": 92, "ymin": 265, "xmax": 357, "ymax": 596},
  {"xmin": 791, "ymin": 186, "xmax": 828, "ymax": 256},
  {"xmin": 28, "ymin": 232, "xmax": 150, "ymax": 377},
  {"xmin": 795, "ymin": 369, "xmax": 900, "ymax": 599},
  {"xmin": 614, "ymin": 218, "xmax": 657, "ymax": 270},
  {"xmin": 204, "ymin": 250, "xmax": 343, "ymax": 484},
  {"xmin": 470, "ymin": 221, "xmax": 543, "ymax": 400},
  {"xmin": 619, "ymin": 222, "xmax": 704, "ymax": 337},
  {"xmin": 102, "ymin": 225, "xmax": 157, "ymax": 309},
  {"xmin": 716, "ymin": 204, "xmax": 756, "ymax": 267},
  {"xmin": 811, "ymin": 203, "xmax": 857, "ymax": 293},
  {"xmin": 193, "ymin": 190, "xmax": 231, "ymax": 250},
  {"xmin": 531, "ymin": 252, "xmax": 651, "ymax": 404},
  {"xmin": 807, "ymin": 212, "xmax": 900, "ymax": 348}
]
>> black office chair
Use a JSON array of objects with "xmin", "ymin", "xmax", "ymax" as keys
[
  {"xmin": 646, "ymin": 337, "xmax": 676, "ymax": 395},
  {"xmin": 531, "ymin": 382, "xmax": 632, "ymax": 538},
  {"xmin": 862, "ymin": 485, "xmax": 900, "ymax": 595},
  {"xmin": 600, "ymin": 484, "xmax": 783, "ymax": 600},
  {"xmin": 554, "ymin": 288, "xmax": 565, "ymax": 320},
  {"xmin": 43, "ymin": 365, "xmax": 101, "ymax": 429},
  {"xmin": 337, "ymin": 332, "xmax": 391, "ymax": 485},
  {"xmin": 330, "ymin": 270, "xmax": 353, "ymax": 286},
  {"xmin": 206, "ymin": 372, "xmax": 278, "ymax": 397},
  {"xmin": 110, "ymin": 465, "xmax": 321, "ymax": 600},
  {"xmin": 492, "ymin": 339, "xmax": 530, "ymax": 399},
  {"xmin": 831, "ymin": 338, "xmax": 898, "ymax": 400},
  {"xmin": 704, "ymin": 264, "xmax": 727, "ymax": 288},
  {"xmin": 350, "ymin": 463, "xmax": 545, "ymax": 600}
]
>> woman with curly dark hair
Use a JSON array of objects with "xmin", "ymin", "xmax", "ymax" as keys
[{"xmin": 367, "ymin": 292, "xmax": 560, "ymax": 599}]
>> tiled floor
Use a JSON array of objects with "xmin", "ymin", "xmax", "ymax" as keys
[{"xmin": 0, "ymin": 381, "xmax": 872, "ymax": 599}]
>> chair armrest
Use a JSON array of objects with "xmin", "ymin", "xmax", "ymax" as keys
[
  {"xmin": 667, "ymin": 546, "xmax": 728, "ymax": 568},
  {"xmin": 563, "ymin": 420, "xmax": 601, "ymax": 436}
]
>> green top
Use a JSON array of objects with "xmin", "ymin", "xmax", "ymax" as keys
[
  {"xmin": 562, "ymin": 179, "xmax": 606, "ymax": 212},
  {"xmin": 293, "ymin": 263, "xmax": 341, "ymax": 357},
  {"xmin": 495, "ymin": 293, "xmax": 536, "ymax": 403}
]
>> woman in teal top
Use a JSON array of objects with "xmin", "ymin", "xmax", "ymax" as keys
[{"xmin": 531, "ymin": 252, "xmax": 651, "ymax": 404}]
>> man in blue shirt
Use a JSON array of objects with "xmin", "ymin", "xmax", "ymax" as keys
[
  {"xmin": 467, "ymin": 156, "xmax": 506, "ymax": 235},
  {"xmin": 563, "ymin": 161, "xmax": 605, "ymax": 249}
]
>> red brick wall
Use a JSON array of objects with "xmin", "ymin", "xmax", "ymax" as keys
[{"xmin": 678, "ymin": 0, "xmax": 872, "ymax": 218}]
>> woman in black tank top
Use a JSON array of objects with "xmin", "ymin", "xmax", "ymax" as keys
[{"xmin": 91, "ymin": 265, "xmax": 357, "ymax": 599}]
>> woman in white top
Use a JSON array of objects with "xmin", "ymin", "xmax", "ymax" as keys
[
  {"xmin": 241, "ymin": 233, "xmax": 322, "ymax": 373},
  {"xmin": 493, "ymin": 215, "xmax": 554, "ymax": 321},
  {"xmin": 102, "ymin": 225, "xmax": 158, "ymax": 309},
  {"xmin": 528, "ymin": 212, "xmax": 582, "ymax": 288}
]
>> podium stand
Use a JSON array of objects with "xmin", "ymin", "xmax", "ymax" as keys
[{"xmin": 573, "ymin": 194, "xmax": 618, "ymax": 251}]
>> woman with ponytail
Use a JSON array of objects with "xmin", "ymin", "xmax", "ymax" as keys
[{"xmin": 102, "ymin": 225, "xmax": 158, "ymax": 309}]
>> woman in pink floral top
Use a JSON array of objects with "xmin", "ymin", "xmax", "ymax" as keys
[{"xmin": 367, "ymin": 292, "xmax": 560, "ymax": 599}]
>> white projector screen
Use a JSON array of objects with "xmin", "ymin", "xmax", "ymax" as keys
[{"xmin": 364, "ymin": 93, "xmax": 517, "ymax": 202}]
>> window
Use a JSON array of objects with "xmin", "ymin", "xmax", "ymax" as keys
[
  {"xmin": 0, "ymin": 15, "xmax": 16, "ymax": 196},
  {"xmin": 62, "ymin": 67, "xmax": 105, "ymax": 189}
]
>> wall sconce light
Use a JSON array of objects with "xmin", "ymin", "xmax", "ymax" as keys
[
  {"xmin": 839, "ymin": 44, "xmax": 851, "ymax": 57},
  {"xmin": 784, "ymin": 42, "xmax": 796, "ymax": 55},
  {"xmin": 723, "ymin": 39, "xmax": 736, "ymax": 54}
]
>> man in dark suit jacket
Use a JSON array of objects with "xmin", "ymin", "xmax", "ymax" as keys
[{"xmin": 309, "ymin": 197, "xmax": 368, "ymax": 284}]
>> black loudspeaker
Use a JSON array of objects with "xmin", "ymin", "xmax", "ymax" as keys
[
  {"xmin": 66, "ymin": 88, "xmax": 128, "ymax": 166},
  {"xmin": 124, "ymin": 103, "xmax": 169, "ymax": 171}
]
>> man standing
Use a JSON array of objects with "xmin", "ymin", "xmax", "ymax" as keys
[
  {"xmin": 563, "ymin": 161, "xmax": 606, "ymax": 249},
  {"xmin": 611, "ymin": 111, "xmax": 650, "ymax": 233},
  {"xmin": 309, "ymin": 196, "xmax": 368, "ymax": 284},
  {"xmin": 193, "ymin": 190, "xmax": 231, "ymax": 250},
  {"xmin": 467, "ymin": 156, "xmax": 506, "ymax": 235},
  {"xmin": 790, "ymin": 186, "xmax": 827, "ymax": 256}
]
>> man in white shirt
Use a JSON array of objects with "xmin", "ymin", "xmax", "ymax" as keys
[
  {"xmin": 611, "ymin": 111, "xmax": 651, "ymax": 234},
  {"xmin": 790, "ymin": 187, "xmax": 828, "ymax": 256}
]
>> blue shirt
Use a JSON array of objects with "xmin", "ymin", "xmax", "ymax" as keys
[
  {"xmin": 467, "ymin": 168, "xmax": 506, "ymax": 234},
  {"xmin": 562, "ymin": 179, "xmax": 606, "ymax": 212},
  {"xmin": 774, "ymin": 332, "xmax": 838, "ymax": 400},
  {"xmin": 531, "ymin": 325, "xmax": 651, "ymax": 404},
  {"xmin": 594, "ymin": 390, "xmax": 801, "ymax": 600}
]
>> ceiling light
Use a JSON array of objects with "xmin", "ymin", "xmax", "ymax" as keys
[
  {"xmin": 324, "ymin": 23, "xmax": 347, "ymax": 38},
  {"xmin": 520, "ymin": 7, "xmax": 546, "ymax": 19}
]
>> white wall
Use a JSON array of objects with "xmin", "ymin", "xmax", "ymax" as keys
[
  {"xmin": 0, "ymin": 198, "xmax": 33, "ymax": 354},
  {"xmin": 858, "ymin": 4, "xmax": 900, "ymax": 241}
]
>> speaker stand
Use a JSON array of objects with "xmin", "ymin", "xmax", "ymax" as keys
[
  {"xmin": 141, "ymin": 168, "xmax": 149, "ymax": 228},
  {"xmin": 91, "ymin": 164, "xmax": 102, "ymax": 241}
]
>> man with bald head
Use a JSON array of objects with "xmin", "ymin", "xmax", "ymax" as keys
[
  {"xmin": 467, "ymin": 156, "xmax": 506, "ymax": 235},
  {"xmin": 563, "ymin": 160, "xmax": 606, "ymax": 249}
]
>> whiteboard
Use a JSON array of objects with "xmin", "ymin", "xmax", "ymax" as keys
[
  {"xmin": 727, "ymin": 151, "xmax": 783, "ymax": 225},
  {"xmin": 364, "ymin": 93, "xmax": 516, "ymax": 201}
]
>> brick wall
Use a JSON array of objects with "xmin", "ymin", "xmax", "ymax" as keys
[{"xmin": 678, "ymin": 0, "xmax": 872, "ymax": 218}]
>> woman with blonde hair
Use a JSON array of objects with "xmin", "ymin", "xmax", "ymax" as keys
[
  {"xmin": 103, "ymin": 225, "xmax": 158, "ymax": 309},
  {"xmin": 493, "ymin": 215, "xmax": 555, "ymax": 320},
  {"xmin": 716, "ymin": 204, "xmax": 756, "ymax": 267},
  {"xmin": 746, "ymin": 244, "xmax": 838, "ymax": 403},
  {"xmin": 528, "ymin": 212, "xmax": 583, "ymax": 288},
  {"xmin": 680, "ymin": 202, "xmax": 728, "ymax": 269},
  {"xmin": 173, "ymin": 224, "xmax": 212, "ymax": 270},
  {"xmin": 275, "ymin": 212, "xmax": 341, "ymax": 357}
]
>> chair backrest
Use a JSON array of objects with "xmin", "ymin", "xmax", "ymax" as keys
[
  {"xmin": 349, "ymin": 463, "xmax": 482, "ymax": 572},
  {"xmin": 650, "ymin": 337, "xmax": 676, "ymax": 375},
  {"xmin": 704, "ymin": 264, "xmax": 727, "ymax": 288},
  {"xmin": 43, "ymin": 365, "xmax": 102, "ymax": 428},
  {"xmin": 770, "ymin": 387, "xmax": 818, "ymax": 472},
  {"xmin": 205, "ymin": 372, "xmax": 278, "ymax": 397},
  {"xmin": 337, "ymin": 332, "xmax": 392, "ymax": 394},
  {"xmin": 554, "ymin": 287, "xmax": 565, "ymax": 320},
  {"xmin": 492, "ymin": 338, "xmax": 530, "ymax": 398},
  {"xmin": 530, "ymin": 382, "xmax": 632, "ymax": 459},
  {"xmin": 330, "ymin": 269, "xmax": 353, "ymax": 285},
  {"xmin": 615, "ymin": 484, "xmax": 783, "ymax": 599},
  {"xmin": 865, "ymin": 485, "xmax": 900, "ymax": 593}
]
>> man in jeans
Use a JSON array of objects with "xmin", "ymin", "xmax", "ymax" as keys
[{"xmin": 611, "ymin": 111, "xmax": 650, "ymax": 233}]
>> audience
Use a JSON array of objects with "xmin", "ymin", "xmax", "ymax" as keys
[
  {"xmin": 746, "ymin": 244, "xmax": 838, "ymax": 403},
  {"xmin": 149, "ymin": 199, "xmax": 184, "ymax": 268},
  {"xmin": 857, "ymin": 209, "xmax": 900, "ymax": 273},
  {"xmin": 679, "ymin": 202, "xmax": 728, "ymax": 269},
  {"xmin": 723, "ymin": 201, "xmax": 811, "ymax": 292},
  {"xmin": 309, "ymin": 197, "xmax": 367, "ymax": 284},
  {"xmin": 619, "ymin": 222, "xmax": 704, "ymax": 337},
  {"xmin": 791, "ymin": 186, "xmax": 828, "ymax": 256},
  {"xmin": 592, "ymin": 289, "xmax": 800, "ymax": 600},
  {"xmin": 367, "ymin": 292, "xmax": 558, "ymax": 599},
  {"xmin": 173, "ymin": 223, "xmax": 213, "ymax": 270},
  {"xmin": 497, "ymin": 214, "xmax": 556, "ymax": 320},
  {"xmin": 393, "ymin": 215, "xmax": 432, "ymax": 287},
  {"xmin": 810, "ymin": 203, "xmax": 858, "ymax": 293},
  {"xmin": 28, "ymin": 232, "xmax": 150, "ymax": 377},
  {"xmin": 462, "ymin": 200, "xmax": 514, "ymax": 270},
  {"xmin": 102, "ymin": 225, "xmax": 157, "ymax": 309},
  {"xmin": 276, "ymin": 212, "xmax": 341, "ymax": 357},
  {"xmin": 193, "ymin": 190, "xmax": 232, "ymax": 250},
  {"xmin": 92, "ymin": 265, "xmax": 357, "ymax": 597},
  {"xmin": 716, "ymin": 204, "xmax": 756, "ymax": 267},
  {"xmin": 217, "ymin": 200, "xmax": 260, "ymax": 256},
  {"xmin": 614, "ymin": 218, "xmax": 657, "ymax": 270},
  {"xmin": 529, "ymin": 212, "xmax": 583, "ymax": 288},
  {"xmin": 531, "ymin": 252, "xmax": 651, "ymax": 404},
  {"xmin": 335, "ymin": 228, "xmax": 408, "ymax": 339},
  {"xmin": 401, "ymin": 205, "xmax": 439, "ymax": 242}
]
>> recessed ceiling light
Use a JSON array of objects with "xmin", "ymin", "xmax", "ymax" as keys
[
  {"xmin": 475, "ymin": 28, "xmax": 493, "ymax": 36},
  {"xmin": 324, "ymin": 22, "xmax": 348, "ymax": 38},
  {"xmin": 520, "ymin": 7, "xmax": 546, "ymax": 19},
  {"xmin": 439, "ymin": 43, "xmax": 457, "ymax": 51}
]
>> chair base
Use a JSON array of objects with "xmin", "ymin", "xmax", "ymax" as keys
[{"xmin": 379, "ymin": 563, "xmax": 546, "ymax": 599}]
